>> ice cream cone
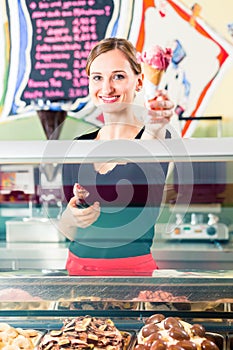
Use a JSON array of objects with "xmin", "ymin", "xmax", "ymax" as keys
[
  {"xmin": 143, "ymin": 63, "xmax": 164, "ymax": 86},
  {"xmin": 137, "ymin": 44, "xmax": 172, "ymax": 109}
]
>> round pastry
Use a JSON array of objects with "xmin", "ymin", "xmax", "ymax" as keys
[
  {"xmin": 0, "ymin": 322, "xmax": 41, "ymax": 349},
  {"xmin": 136, "ymin": 314, "xmax": 219, "ymax": 350},
  {"xmin": 38, "ymin": 316, "xmax": 124, "ymax": 350}
]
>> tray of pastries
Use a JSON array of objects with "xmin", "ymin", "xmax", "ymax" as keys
[
  {"xmin": 0, "ymin": 314, "xmax": 227, "ymax": 350},
  {"xmin": 135, "ymin": 313, "xmax": 225, "ymax": 350},
  {"xmin": 0, "ymin": 322, "xmax": 45, "ymax": 349},
  {"xmin": 36, "ymin": 315, "xmax": 136, "ymax": 350}
]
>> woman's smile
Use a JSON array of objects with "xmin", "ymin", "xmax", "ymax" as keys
[{"xmin": 99, "ymin": 95, "xmax": 120, "ymax": 103}]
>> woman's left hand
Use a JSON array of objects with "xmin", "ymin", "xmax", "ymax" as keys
[{"xmin": 146, "ymin": 90, "xmax": 174, "ymax": 126}]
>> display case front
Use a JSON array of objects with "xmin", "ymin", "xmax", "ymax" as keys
[
  {"xmin": 0, "ymin": 138, "xmax": 233, "ymax": 270},
  {"xmin": 0, "ymin": 272, "xmax": 232, "ymax": 350},
  {"xmin": 0, "ymin": 138, "xmax": 233, "ymax": 349}
]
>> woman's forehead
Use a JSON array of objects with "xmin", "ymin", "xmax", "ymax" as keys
[{"xmin": 90, "ymin": 49, "xmax": 132, "ymax": 73}]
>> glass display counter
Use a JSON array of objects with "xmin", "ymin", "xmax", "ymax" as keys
[
  {"xmin": 1, "ymin": 138, "xmax": 233, "ymax": 270},
  {"xmin": 0, "ymin": 272, "xmax": 232, "ymax": 349},
  {"xmin": 0, "ymin": 138, "xmax": 233, "ymax": 349}
]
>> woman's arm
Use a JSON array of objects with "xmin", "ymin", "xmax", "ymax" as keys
[{"xmin": 58, "ymin": 199, "xmax": 78, "ymax": 241}]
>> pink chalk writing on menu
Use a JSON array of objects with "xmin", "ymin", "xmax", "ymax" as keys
[{"xmin": 22, "ymin": 0, "xmax": 114, "ymax": 106}]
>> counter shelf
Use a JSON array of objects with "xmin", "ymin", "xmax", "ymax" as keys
[
  {"xmin": 0, "ymin": 275, "xmax": 233, "ymax": 300},
  {"xmin": 0, "ymin": 275, "xmax": 232, "ymax": 322},
  {"xmin": 0, "ymin": 138, "xmax": 233, "ymax": 163}
]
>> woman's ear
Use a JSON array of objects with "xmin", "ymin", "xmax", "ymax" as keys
[{"xmin": 136, "ymin": 75, "xmax": 143, "ymax": 92}]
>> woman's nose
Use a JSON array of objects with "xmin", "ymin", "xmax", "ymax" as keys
[{"xmin": 101, "ymin": 78, "xmax": 114, "ymax": 94}]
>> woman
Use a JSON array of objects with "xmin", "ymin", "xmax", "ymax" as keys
[{"xmin": 59, "ymin": 37, "xmax": 174, "ymax": 276}]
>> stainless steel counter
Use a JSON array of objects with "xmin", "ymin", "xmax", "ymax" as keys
[
  {"xmin": 152, "ymin": 240, "xmax": 233, "ymax": 270},
  {"xmin": 0, "ymin": 239, "xmax": 233, "ymax": 270},
  {"xmin": 0, "ymin": 242, "xmax": 68, "ymax": 270}
]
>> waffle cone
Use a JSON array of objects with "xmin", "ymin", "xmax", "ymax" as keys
[{"xmin": 143, "ymin": 63, "xmax": 164, "ymax": 86}]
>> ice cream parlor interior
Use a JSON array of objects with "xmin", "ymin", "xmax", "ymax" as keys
[{"xmin": 0, "ymin": 0, "xmax": 233, "ymax": 272}]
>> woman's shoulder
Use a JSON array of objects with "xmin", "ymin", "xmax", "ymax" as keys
[{"xmin": 74, "ymin": 129, "xmax": 100, "ymax": 140}]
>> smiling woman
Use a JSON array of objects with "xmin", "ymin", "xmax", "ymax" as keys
[
  {"xmin": 88, "ymin": 49, "xmax": 141, "ymax": 114},
  {"xmin": 59, "ymin": 37, "xmax": 175, "ymax": 276}
]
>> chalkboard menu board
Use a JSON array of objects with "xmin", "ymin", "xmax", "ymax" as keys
[{"xmin": 21, "ymin": 0, "xmax": 114, "ymax": 108}]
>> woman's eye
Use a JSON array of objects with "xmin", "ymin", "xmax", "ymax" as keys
[
  {"xmin": 92, "ymin": 75, "xmax": 102, "ymax": 81},
  {"xmin": 113, "ymin": 74, "xmax": 125, "ymax": 80}
]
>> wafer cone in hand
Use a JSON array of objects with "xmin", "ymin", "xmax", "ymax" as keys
[{"xmin": 143, "ymin": 63, "xmax": 164, "ymax": 86}]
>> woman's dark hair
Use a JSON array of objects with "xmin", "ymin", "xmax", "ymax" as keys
[{"xmin": 86, "ymin": 37, "xmax": 142, "ymax": 76}]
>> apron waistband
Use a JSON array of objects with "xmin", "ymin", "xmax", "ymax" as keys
[{"xmin": 66, "ymin": 251, "xmax": 158, "ymax": 276}]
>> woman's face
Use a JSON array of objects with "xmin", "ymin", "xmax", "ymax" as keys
[{"xmin": 88, "ymin": 49, "xmax": 142, "ymax": 113}]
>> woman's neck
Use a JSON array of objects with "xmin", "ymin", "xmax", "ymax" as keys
[
  {"xmin": 93, "ymin": 112, "xmax": 143, "ymax": 174},
  {"xmin": 96, "ymin": 107, "xmax": 142, "ymax": 139},
  {"xmin": 97, "ymin": 119, "xmax": 143, "ymax": 140}
]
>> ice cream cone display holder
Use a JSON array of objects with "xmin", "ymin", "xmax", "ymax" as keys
[{"xmin": 31, "ymin": 99, "xmax": 72, "ymax": 140}]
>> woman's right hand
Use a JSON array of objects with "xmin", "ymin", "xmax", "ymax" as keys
[{"xmin": 68, "ymin": 197, "xmax": 100, "ymax": 228}]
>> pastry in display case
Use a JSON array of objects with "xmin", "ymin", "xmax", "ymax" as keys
[
  {"xmin": 0, "ymin": 322, "xmax": 44, "ymax": 349},
  {"xmin": 0, "ymin": 316, "xmax": 225, "ymax": 350},
  {"xmin": 0, "ymin": 274, "xmax": 232, "ymax": 350},
  {"xmin": 136, "ymin": 313, "xmax": 224, "ymax": 350},
  {"xmin": 35, "ymin": 313, "xmax": 224, "ymax": 350},
  {"xmin": 37, "ymin": 315, "xmax": 135, "ymax": 350}
]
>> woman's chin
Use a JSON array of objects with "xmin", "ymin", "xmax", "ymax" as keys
[{"xmin": 98, "ymin": 102, "xmax": 129, "ymax": 114}]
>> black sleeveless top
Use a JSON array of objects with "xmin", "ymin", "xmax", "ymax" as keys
[{"xmin": 62, "ymin": 128, "xmax": 170, "ymax": 259}]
